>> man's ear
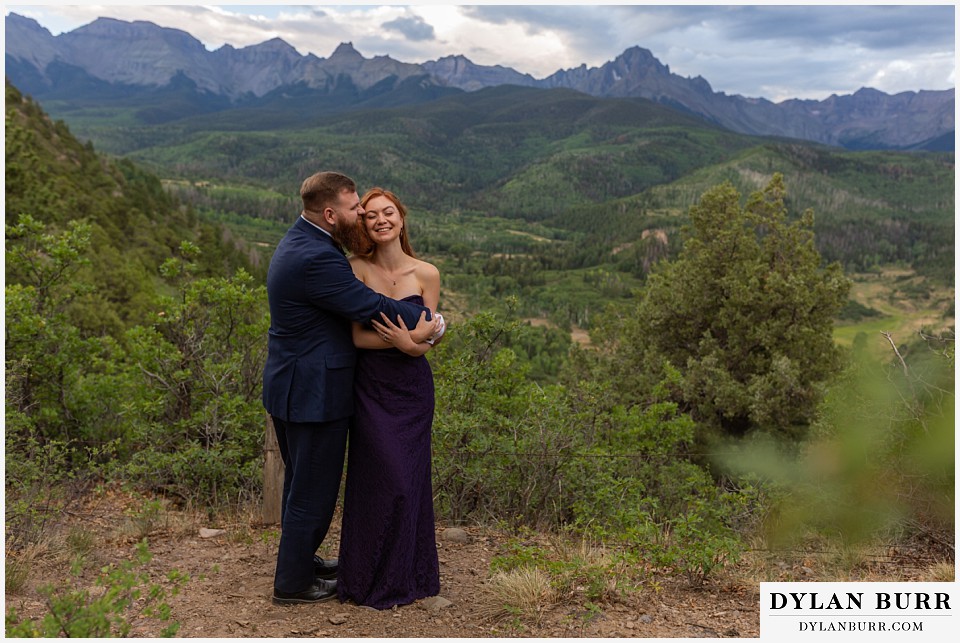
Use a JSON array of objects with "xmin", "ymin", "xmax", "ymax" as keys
[{"xmin": 322, "ymin": 207, "xmax": 336, "ymax": 226}]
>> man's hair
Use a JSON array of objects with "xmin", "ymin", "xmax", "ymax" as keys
[{"xmin": 300, "ymin": 171, "xmax": 357, "ymax": 213}]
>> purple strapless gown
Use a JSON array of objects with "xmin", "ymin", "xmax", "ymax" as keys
[{"xmin": 337, "ymin": 295, "xmax": 440, "ymax": 609}]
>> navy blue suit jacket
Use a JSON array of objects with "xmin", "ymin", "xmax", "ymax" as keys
[{"xmin": 262, "ymin": 217, "xmax": 430, "ymax": 423}]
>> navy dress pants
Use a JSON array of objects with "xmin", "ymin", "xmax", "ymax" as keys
[{"xmin": 271, "ymin": 416, "xmax": 348, "ymax": 593}]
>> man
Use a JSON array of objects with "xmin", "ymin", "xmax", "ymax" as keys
[{"xmin": 263, "ymin": 171, "xmax": 440, "ymax": 604}]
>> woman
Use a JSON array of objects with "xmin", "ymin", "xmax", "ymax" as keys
[{"xmin": 337, "ymin": 187, "xmax": 442, "ymax": 609}]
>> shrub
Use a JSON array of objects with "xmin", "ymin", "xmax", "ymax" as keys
[
  {"xmin": 602, "ymin": 175, "xmax": 850, "ymax": 440},
  {"xmin": 108, "ymin": 254, "xmax": 268, "ymax": 507},
  {"xmin": 430, "ymin": 310, "xmax": 749, "ymax": 582},
  {"xmin": 721, "ymin": 331, "xmax": 954, "ymax": 557},
  {"xmin": 4, "ymin": 540, "xmax": 187, "ymax": 638}
]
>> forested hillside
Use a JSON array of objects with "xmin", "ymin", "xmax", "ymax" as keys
[
  {"xmin": 6, "ymin": 78, "xmax": 269, "ymax": 503},
  {"xmin": 5, "ymin": 79, "xmax": 954, "ymax": 636},
  {"xmin": 28, "ymin": 81, "xmax": 946, "ymax": 347},
  {"xmin": 5, "ymin": 82, "xmax": 260, "ymax": 328},
  {"xmin": 63, "ymin": 84, "xmax": 953, "ymax": 289}
]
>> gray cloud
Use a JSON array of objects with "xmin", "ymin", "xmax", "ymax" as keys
[
  {"xmin": 461, "ymin": 4, "xmax": 955, "ymax": 99},
  {"xmin": 382, "ymin": 15, "xmax": 435, "ymax": 42},
  {"xmin": 463, "ymin": 4, "xmax": 955, "ymax": 67},
  {"xmin": 464, "ymin": 4, "xmax": 608, "ymax": 32},
  {"xmin": 462, "ymin": 5, "xmax": 616, "ymax": 50},
  {"xmin": 711, "ymin": 5, "xmax": 955, "ymax": 50}
]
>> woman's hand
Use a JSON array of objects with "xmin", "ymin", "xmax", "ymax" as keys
[{"xmin": 372, "ymin": 313, "xmax": 429, "ymax": 356}]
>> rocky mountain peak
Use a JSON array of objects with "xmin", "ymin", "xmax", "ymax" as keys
[
  {"xmin": 65, "ymin": 16, "xmax": 208, "ymax": 55},
  {"xmin": 330, "ymin": 42, "xmax": 363, "ymax": 60},
  {"xmin": 4, "ymin": 12, "xmax": 58, "ymax": 70},
  {"xmin": 75, "ymin": 16, "xmax": 178, "ymax": 39},
  {"xmin": 620, "ymin": 46, "xmax": 658, "ymax": 62},
  {"xmin": 617, "ymin": 46, "xmax": 670, "ymax": 75},
  {"xmin": 427, "ymin": 55, "xmax": 479, "ymax": 73},
  {"xmin": 258, "ymin": 37, "xmax": 299, "ymax": 54},
  {"xmin": 236, "ymin": 37, "xmax": 302, "ymax": 63},
  {"xmin": 5, "ymin": 12, "xmax": 49, "ymax": 34},
  {"xmin": 422, "ymin": 54, "xmax": 537, "ymax": 91}
]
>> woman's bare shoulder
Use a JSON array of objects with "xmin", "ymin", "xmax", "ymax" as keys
[
  {"xmin": 348, "ymin": 255, "xmax": 371, "ymax": 278},
  {"xmin": 413, "ymin": 258, "xmax": 440, "ymax": 278}
]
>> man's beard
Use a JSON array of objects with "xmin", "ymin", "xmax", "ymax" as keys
[{"xmin": 330, "ymin": 219, "xmax": 364, "ymax": 254}]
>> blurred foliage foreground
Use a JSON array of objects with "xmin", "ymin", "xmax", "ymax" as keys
[{"xmin": 6, "ymin": 175, "xmax": 954, "ymax": 635}]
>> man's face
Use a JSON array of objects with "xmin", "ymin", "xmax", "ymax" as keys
[
  {"xmin": 328, "ymin": 189, "xmax": 364, "ymax": 252},
  {"xmin": 330, "ymin": 190, "xmax": 364, "ymax": 227}
]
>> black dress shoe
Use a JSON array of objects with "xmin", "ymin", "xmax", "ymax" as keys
[
  {"xmin": 313, "ymin": 555, "xmax": 339, "ymax": 580},
  {"xmin": 272, "ymin": 579, "xmax": 337, "ymax": 605}
]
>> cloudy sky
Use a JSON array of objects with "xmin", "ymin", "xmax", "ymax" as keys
[{"xmin": 5, "ymin": 3, "xmax": 956, "ymax": 102}]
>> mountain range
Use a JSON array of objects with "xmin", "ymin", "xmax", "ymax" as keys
[{"xmin": 5, "ymin": 12, "xmax": 955, "ymax": 151}]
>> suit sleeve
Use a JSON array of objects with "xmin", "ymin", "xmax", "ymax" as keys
[{"xmin": 303, "ymin": 250, "xmax": 430, "ymax": 327}]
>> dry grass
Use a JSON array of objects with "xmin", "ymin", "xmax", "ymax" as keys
[
  {"xmin": 65, "ymin": 525, "xmax": 96, "ymax": 558},
  {"xmin": 4, "ymin": 539, "xmax": 56, "ymax": 595},
  {"xmin": 548, "ymin": 532, "xmax": 607, "ymax": 566},
  {"xmin": 476, "ymin": 567, "xmax": 557, "ymax": 625},
  {"xmin": 725, "ymin": 528, "xmax": 958, "ymax": 588},
  {"xmin": 115, "ymin": 495, "xmax": 240, "ymax": 542},
  {"xmin": 918, "ymin": 561, "xmax": 955, "ymax": 582},
  {"xmin": 164, "ymin": 508, "xmax": 208, "ymax": 540},
  {"xmin": 5, "ymin": 550, "xmax": 34, "ymax": 594},
  {"xmin": 545, "ymin": 533, "xmax": 628, "ymax": 600}
]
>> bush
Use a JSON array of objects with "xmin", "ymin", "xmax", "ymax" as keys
[
  {"xmin": 115, "ymin": 258, "xmax": 268, "ymax": 506},
  {"xmin": 4, "ymin": 409, "xmax": 104, "ymax": 547},
  {"xmin": 430, "ymin": 309, "xmax": 749, "ymax": 581},
  {"xmin": 4, "ymin": 540, "xmax": 187, "ymax": 638},
  {"xmin": 6, "ymin": 216, "xmax": 270, "ymax": 509},
  {"xmin": 602, "ymin": 175, "xmax": 849, "ymax": 440},
  {"xmin": 721, "ymin": 331, "xmax": 954, "ymax": 554}
]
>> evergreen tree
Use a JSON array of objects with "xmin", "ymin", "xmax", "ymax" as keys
[{"xmin": 605, "ymin": 174, "xmax": 850, "ymax": 440}]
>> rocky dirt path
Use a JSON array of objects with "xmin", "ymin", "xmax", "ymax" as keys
[
  {"xmin": 6, "ymin": 491, "xmax": 761, "ymax": 638},
  {"xmin": 153, "ymin": 528, "xmax": 759, "ymax": 638}
]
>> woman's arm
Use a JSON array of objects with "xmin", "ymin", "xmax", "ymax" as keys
[
  {"xmin": 349, "ymin": 259, "xmax": 398, "ymax": 350},
  {"xmin": 371, "ymin": 315, "xmax": 431, "ymax": 357},
  {"xmin": 418, "ymin": 261, "xmax": 444, "ymax": 345},
  {"xmin": 406, "ymin": 310, "xmax": 438, "ymax": 344},
  {"xmin": 419, "ymin": 261, "xmax": 441, "ymax": 313},
  {"xmin": 352, "ymin": 321, "xmax": 393, "ymax": 350},
  {"xmin": 348, "ymin": 259, "xmax": 389, "ymax": 350},
  {"xmin": 391, "ymin": 261, "xmax": 442, "ymax": 353},
  {"xmin": 370, "ymin": 261, "xmax": 442, "ymax": 347}
]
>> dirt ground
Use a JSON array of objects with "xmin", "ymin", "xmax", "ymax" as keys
[{"xmin": 5, "ymin": 490, "xmax": 764, "ymax": 639}]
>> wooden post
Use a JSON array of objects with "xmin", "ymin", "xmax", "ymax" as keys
[{"xmin": 263, "ymin": 413, "xmax": 284, "ymax": 525}]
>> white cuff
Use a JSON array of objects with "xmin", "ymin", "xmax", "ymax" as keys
[{"xmin": 426, "ymin": 313, "xmax": 445, "ymax": 345}]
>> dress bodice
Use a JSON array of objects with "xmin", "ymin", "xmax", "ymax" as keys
[{"xmin": 400, "ymin": 293, "xmax": 424, "ymax": 305}]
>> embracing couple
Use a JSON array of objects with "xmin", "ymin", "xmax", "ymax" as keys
[{"xmin": 262, "ymin": 171, "xmax": 445, "ymax": 609}]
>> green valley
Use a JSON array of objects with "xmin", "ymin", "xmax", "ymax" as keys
[{"xmin": 41, "ymin": 84, "xmax": 952, "ymax": 345}]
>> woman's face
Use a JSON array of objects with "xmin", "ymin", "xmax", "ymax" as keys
[{"xmin": 362, "ymin": 195, "xmax": 403, "ymax": 245}]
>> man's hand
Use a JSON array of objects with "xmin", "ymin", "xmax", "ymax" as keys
[
  {"xmin": 427, "ymin": 313, "xmax": 446, "ymax": 345},
  {"xmin": 406, "ymin": 310, "xmax": 439, "ymax": 344}
]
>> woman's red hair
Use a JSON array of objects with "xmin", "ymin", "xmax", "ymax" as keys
[{"xmin": 356, "ymin": 187, "xmax": 417, "ymax": 258}]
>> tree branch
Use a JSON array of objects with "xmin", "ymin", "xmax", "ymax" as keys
[{"xmin": 880, "ymin": 331, "xmax": 908, "ymax": 376}]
